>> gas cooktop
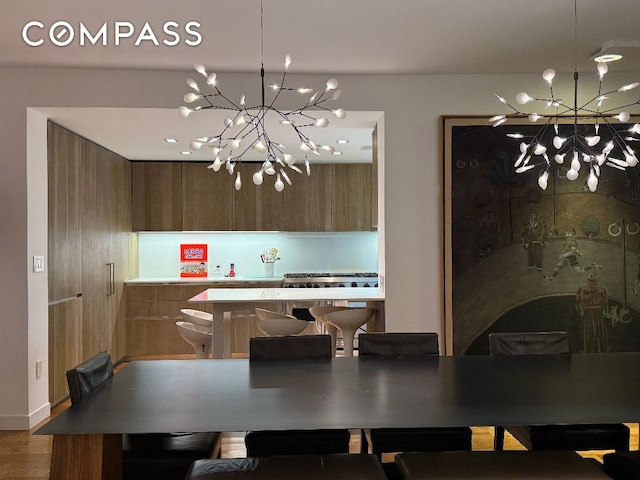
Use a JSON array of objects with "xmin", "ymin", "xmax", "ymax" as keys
[{"xmin": 283, "ymin": 272, "xmax": 378, "ymax": 278}]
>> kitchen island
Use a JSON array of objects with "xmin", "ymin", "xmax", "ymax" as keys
[{"xmin": 189, "ymin": 287, "xmax": 385, "ymax": 358}]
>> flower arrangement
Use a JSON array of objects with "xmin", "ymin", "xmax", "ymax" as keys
[{"xmin": 260, "ymin": 247, "xmax": 281, "ymax": 264}]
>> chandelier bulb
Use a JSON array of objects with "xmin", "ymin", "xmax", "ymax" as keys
[
  {"xmin": 253, "ymin": 170, "xmax": 264, "ymax": 185},
  {"xmin": 332, "ymin": 108, "xmax": 346, "ymax": 119},
  {"xmin": 587, "ymin": 170, "xmax": 599, "ymax": 192},
  {"xmin": 529, "ymin": 113, "xmax": 542, "ymax": 123},
  {"xmin": 264, "ymin": 160, "xmax": 276, "ymax": 176},
  {"xmin": 538, "ymin": 171, "xmax": 549, "ymax": 190},
  {"xmin": 542, "ymin": 68, "xmax": 556, "ymax": 83},
  {"xmin": 190, "ymin": 141, "xmax": 203, "ymax": 150},
  {"xmin": 516, "ymin": 92, "xmax": 532, "ymax": 105},
  {"xmin": 533, "ymin": 144, "xmax": 547, "ymax": 155},
  {"xmin": 183, "ymin": 93, "xmax": 199, "ymax": 103},
  {"xmin": 230, "ymin": 139, "xmax": 242, "ymax": 150},
  {"xmin": 519, "ymin": 142, "xmax": 529, "ymax": 154},
  {"xmin": 566, "ymin": 169, "xmax": 579, "ymax": 181},
  {"xmin": 284, "ymin": 54, "xmax": 292, "ymax": 70},
  {"xmin": 633, "ymin": 124, "xmax": 640, "ymax": 135},
  {"xmin": 571, "ymin": 157, "xmax": 581, "ymax": 172},
  {"xmin": 615, "ymin": 112, "xmax": 630, "ymax": 123},
  {"xmin": 314, "ymin": 117, "xmax": 329, "ymax": 127},
  {"xmin": 274, "ymin": 174, "xmax": 285, "ymax": 192},
  {"xmin": 211, "ymin": 156, "xmax": 223, "ymax": 172},
  {"xmin": 553, "ymin": 136, "xmax": 566, "ymax": 149},
  {"xmin": 597, "ymin": 62, "xmax": 608, "ymax": 77},
  {"xmin": 284, "ymin": 153, "xmax": 295, "ymax": 165},
  {"xmin": 280, "ymin": 169, "xmax": 292, "ymax": 186},
  {"xmin": 625, "ymin": 151, "xmax": 639, "ymax": 167},
  {"xmin": 254, "ymin": 140, "xmax": 267, "ymax": 152},
  {"xmin": 326, "ymin": 79, "xmax": 339, "ymax": 91},
  {"xmin": 305, "ymin": 157, "xmax": 311, "ymax": 176},
  {"xmin": 186, "ymin": 78, "xmax": 200, "ymax": 92},
  {"xmin": 586, "ymin": 135, "xmax": 601, "ymax": 147},
  {"xmin": 554, "ymin": 153, "xmax": 566, "ymax": 165},
  {"xmin": 619, "ymin": 82, "xmax": 640, "ymax": 92},
  {"xmin": 234, "ymin": 172, "xmax": 242, "ymax": 190},
  {"xmin": 206, "ymin": 73, "xmax": 217, "ymax": 86},
  {"xmin": 194, "ymin": 63, "xmax": 207, "ymax": 76},
  {"xmin": 332, "ymin": 89, "xmax": 342, "ymax": 101},
  {"xmin": 178, "ymin": 106, "xmax": 192, "ymax": 118}
]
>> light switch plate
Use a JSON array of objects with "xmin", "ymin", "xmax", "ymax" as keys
[{"xmin": 33, "ymin": 255, "xmax": 45, "ymax": 273}]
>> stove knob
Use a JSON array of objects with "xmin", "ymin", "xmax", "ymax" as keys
[
  {"xmin": 351, "ymin": 282, "xmax": 358, "ymax": 287},
  {"xmin": 306, "ymin": 283, "xmax": 313, "ymax": 288},
  {"xmin": 324, "ymin": 284, "xmax": 331, "ymax": 287},
  {"xmin": 300, "ymin": 284, "xmax": 307, "ymax": 288},
  {"xmin": 364, "ymin": 283, "xmax": 370, "ymax": 287},
  {"xmin": 339, "ymin": 283, "xmax": 345, "ymax": 287}
]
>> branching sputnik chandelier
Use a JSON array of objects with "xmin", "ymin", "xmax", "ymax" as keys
[
  {"xmin": 178, "ymin": 0, "xmax": 345, "ymax": 192},
  {"xmin": 490, "ymin": 0, "xmax": 640, "ymax": 192}
]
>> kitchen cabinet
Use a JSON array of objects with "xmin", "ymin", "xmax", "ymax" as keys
[
  {"xmin": 283, "ymin": 164, "xmax": 333, "ymax": 231},
  {"xmin": 47, "ymin": 123, "xmax": 132, "ymax": 405},
  {"xmin": 233, "ymin": 163, "xmax": 284, "ymax": 231},
  {"xmin": 82, "ymin": 139, "xmax": 131, "ymax": 363},
  {"xmin": 131, "ymin": 161, "xmax": 182, "ymax": 231},
  {"xmin": 125, "ymin": 281, "xmax": 281, "ymax": 357},
  {"xmin": 332, "ymin": 164, "xmax": 373, "ymax": 231},
  {"xmin": 182, "ymin": 162, "xmax": 233, "ymax": 230},
  {"xmin": 131, "ymin": 161, "xmax": 373, "ymax": 232}
]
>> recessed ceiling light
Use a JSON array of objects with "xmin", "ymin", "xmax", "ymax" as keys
[
  {"xmin": 332, "ymin": 151, "xmax": 343, "ymax": 155},
  {"xmin": 180, "ymin": 151, "xmax": 191, "ymax": 155},
  {"xmin": 593, "ymin": 53, "xmax": 623, "ymax": 63},
  {"xmin": 164, "ymin": 138, "xmax": 178, "ymax": 143},
  {"xmin": 336, "ymin": 139, "xmax": 349, "ymax": 144}
]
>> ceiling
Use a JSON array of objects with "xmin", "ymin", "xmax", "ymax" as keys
[{"xmin": 6, "ymin": 0, "xmax": 640, "ymax": 162}]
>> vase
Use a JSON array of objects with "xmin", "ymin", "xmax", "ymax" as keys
[{"xmin": 263, "ymin": 262, "xmax": 275, "ymax": 277}]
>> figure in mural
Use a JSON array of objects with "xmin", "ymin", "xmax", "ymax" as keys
[
  {"xmin": 575, "ymin": 273, "xmax": 609, "ymax": 353},
  {"xmin": 545, "ymin": 228, "xmax": 601, "ymax": 281},
  {"xmin": 477, "ymin": 209, "xmax": 500, "ymax": 257},
  {"xmin": 522, "ymin": 211, "xmax": 546, "ymax": 272}
]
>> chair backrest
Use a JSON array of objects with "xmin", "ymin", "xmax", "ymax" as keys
[
  {"xmin": 488, "ymin": 332, "xmax": 571, "ymax": 356},
  {"xmin": 65, "ymin": 351, "xmax": 114, "ymax": 404},
  {"xmin": 249, "ymin": 334, "xmax": 332, "ymax": 361},
  {"xmin": 358, "ymin": 333, "xmax": 439, "ymax": 357}
]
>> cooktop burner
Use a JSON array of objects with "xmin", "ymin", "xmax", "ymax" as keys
[{"xmin": 283, "ymin": 272, "xmax": 378, "ymax": 278}]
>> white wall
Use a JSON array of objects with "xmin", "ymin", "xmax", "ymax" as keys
[{"xmin": 1, "ymin": 65, "xmax": 638, "ymax": 428}]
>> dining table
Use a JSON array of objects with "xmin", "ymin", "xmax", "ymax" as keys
[
  {"xmin": 35, "ymin": 352, "xmax": 640, "ymax": 480},
  {"xmin": 188, "ymin": 287, "xmax": 386, "ymax": 358}
]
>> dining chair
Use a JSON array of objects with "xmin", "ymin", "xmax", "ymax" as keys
[
  {"xmin": 66, "ymin": 351, "xmax": 221, "ymax": 480},
  {"xmin": 357, "ymin": 333, "xmax": 472, "ymax": 457},
  {"xmin": 488, "ymin": 331, "xmax": 630, "ymax": 452},
  {"xmin": 244, "ymin": 335, "xmax": 351, "ymax": 456},
  {"xmin": 603, "ymin": 450, "xmax": 640, "ymax": 479}
]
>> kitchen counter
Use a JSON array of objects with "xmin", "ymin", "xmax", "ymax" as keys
[{"xmin": 125, "ymin": 276, "xmax": 283, "ymax": 285}]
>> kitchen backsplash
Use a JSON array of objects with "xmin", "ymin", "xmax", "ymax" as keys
[{"xmin": 138, "ymin": 231, "xmax": 378, "ymax": 278}]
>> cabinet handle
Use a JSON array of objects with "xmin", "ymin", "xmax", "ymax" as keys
[{"xmin": 107, "ymin": 263, "xmax": 115, "ymax": 296}]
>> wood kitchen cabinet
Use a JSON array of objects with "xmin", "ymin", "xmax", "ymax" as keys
[
  {"xmin": 131, "ymin": 161, "xmax": 182, "ymax": 231},
  {"xmin": 48, "ymin": 123, "xmax": 132, "ymax": 405},
  {"xmin": 283, "ymin": 164, "xmax": 333, "ymax": 231},
  {"xmin": 82, "ymin": 139, "xmax": 130, "ymax": 363},
  {"xmin": 233, "ymin": 163, "xmax": 284, "ymax": 231},
  {"xmin": 182, "ymin": 162, "xmax": 233, "ymax": 230},
  {"xmin": 332, "ymin": 164, "xmax": 373, "ymax": 231}
]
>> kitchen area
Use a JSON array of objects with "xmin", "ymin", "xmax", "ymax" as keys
[{"xmin": 47, "ymin": 121, "xmax": 384, "ymax": 405}]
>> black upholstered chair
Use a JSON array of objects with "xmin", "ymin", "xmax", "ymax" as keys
[
  {"xmin": 184, "ymin": 454, "xmax": 388, "ymax": 480},
  {"xmin": 488, "ymin": 332, "xmax": 630, "ymax": 452},
  {"xmin": 603, "ymin": 451, "xmax": 640, "ymax": 479},
  {"xmin": 244, "ymin": 335, "xmax": 351, "ymax": 456},
  {"xmin": 66, "ymin": 351, "xmax": 221, "ymax": 480},
  {"xmin": 357, "ymin": 333, "xmax": 473, "ymax": 457},
  {"xmin": 394, "ymin": 451, "xmax": 613, "ymax": 479}
]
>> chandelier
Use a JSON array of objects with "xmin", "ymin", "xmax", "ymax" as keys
[
  {"xmin": 178, "ymin": 0, "xmax": 345, "ymax": 192},
  {"xmin": 490, "ymin": 0, "xmax": 640, "ymax": 192}
]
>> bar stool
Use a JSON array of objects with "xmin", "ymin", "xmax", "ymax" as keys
[
  {"xmin": 254, "ymin": 308, "xmax": 309, "ymax": 336},
  {"xmin": 323, "ymin": 307, "xmax": 375, "ymax": 357},
  {"xmin": 309, "ymin": 306, "xmax": 349, "ymax": 356}
]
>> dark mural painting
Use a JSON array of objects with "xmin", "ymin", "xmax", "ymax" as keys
[{"xmin": 443, "ymin": 117, "xmax": 640, "ymax": 355}]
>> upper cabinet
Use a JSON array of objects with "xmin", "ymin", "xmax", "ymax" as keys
[
  {"xmin": 131, "ymin": 161, "xmax": 374, "ymax": 232},
  {"xmin": 131, "ymin": 162, "xmax": 183, "ymax": 231}
]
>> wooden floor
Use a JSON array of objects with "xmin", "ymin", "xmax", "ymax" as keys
[{"xmin": 1, "ymin": 358, "xmax": 637, "ymax": 479}]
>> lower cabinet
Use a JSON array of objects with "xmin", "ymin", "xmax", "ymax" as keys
[{"xmin": 125, "ymin": 282, "xmax": 281, "ymax": 358}]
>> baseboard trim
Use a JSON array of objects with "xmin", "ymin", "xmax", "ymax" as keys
[{"xmin": 0, "ymin": 402, "xmax": 51, "ymax": 431}]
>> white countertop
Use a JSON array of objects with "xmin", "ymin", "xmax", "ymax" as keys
[
  {"xmin": 125, "ymin": 276, "xmax": 283, "ymax": 285},
  {"xmin": 189, "ymin": 287, "xmax": 385, "ymax": 303}
]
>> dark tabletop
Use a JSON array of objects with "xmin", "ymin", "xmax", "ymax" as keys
[{"xmin": 36, "ymin": 353, "xmax": 640, "ymax": 435}]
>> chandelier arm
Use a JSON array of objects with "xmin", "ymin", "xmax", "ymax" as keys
[{"xmin": 599, "ymin": 100, "xmax": 640, "ymax": 114}]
